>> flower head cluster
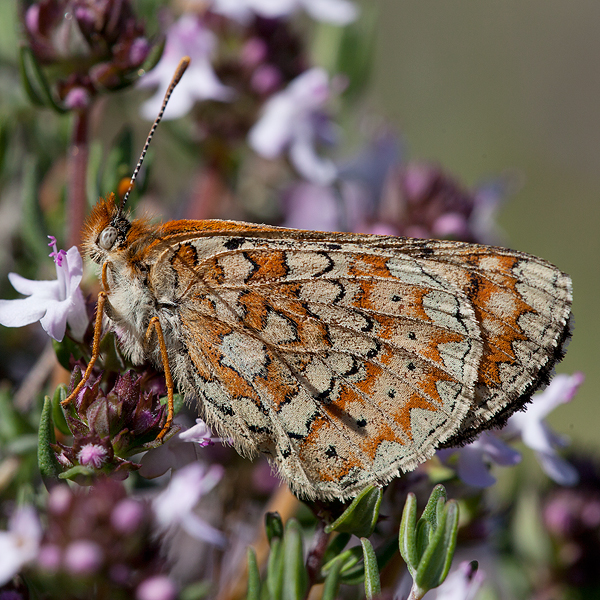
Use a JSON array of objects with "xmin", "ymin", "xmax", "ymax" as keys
[
  {"xmin": 55, "ymin": 368, "xmax": 171, "ymax": 479},
  {"xmin": 36, "ymin": 481, "xmax": 173, "ymax": 597},
  {"xmin": 23, "ymin": 0, "xmax": 154, "ymax": 109},
  {"xmin": 541, "ymin": 455, "xmax": 600, "ymax": 589},
  {"xmin": 371, "ymin": 162, "xmax": 505, "ymax": 243}
]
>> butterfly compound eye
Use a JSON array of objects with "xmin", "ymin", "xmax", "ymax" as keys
[{"xmin": 99, "ymin": 226, "xmax": 118, "ymax": 250}]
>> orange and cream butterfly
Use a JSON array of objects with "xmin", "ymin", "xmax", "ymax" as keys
[{"xmin": 65, "ymin": 58, "xmax": 572, "ymax": 501}]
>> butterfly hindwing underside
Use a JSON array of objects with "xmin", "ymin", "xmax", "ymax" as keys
[{"xmin": 85, "ymin": 197, "xmax": 572, "ymax": 500}]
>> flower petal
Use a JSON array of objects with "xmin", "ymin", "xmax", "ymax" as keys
[
  {"xmin": 181, "ymin": 512, "xmax": 227, "ymax": 547},
  {"xmin": 7, "ymin": 272, "xmax": 60, "ymax": 298},
  {"xmin": 0, "ymin": 296, "xmax": 48, "ymax": 328},
  {"xmin": 456, "ymin": 446, "xmax": 497, "ymax": 488},
  {"xmin": 302, "ymin": 0, "xmax": 358, "ymax": 24},
  {"xmin": 536, "ymin": 451, "xmax": 579, "ymax": 486},
  {"xmin": 39, "ymin": 299, "xmax": 70, "ymax": 341},
  {"xmin": 289, "ymin": 131, "xmax": 337, "ymax": 185},
  {"xmin": 66, "ymin": 287, "xmax": 89, "ymax": 341}
]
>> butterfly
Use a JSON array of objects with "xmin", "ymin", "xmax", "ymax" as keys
[{"xmin": 64, "ymin": 58, "xmax": 573, "ymax": 501}]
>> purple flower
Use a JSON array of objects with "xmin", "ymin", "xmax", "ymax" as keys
[
  {"xmin": 439, "ymin": 374, "xmax": 583, "ymax": 487},
  {"xmin": 152, "ymin": 462, "xmax": 226, "ymax": 547},
  {"xmin": 178, "ymin": 418, "xmax": 219, "ymax": 447},
  {"xmin": 136, "ymin": 576, "xmax": 177, "ymax": 600},
  {"xmin": 441, "ymin": 432, "xmax": 522, "ymax": 488},
  {"xmin": 0, "ymin": 507, "xmax": 42, "ymax": 586},
  {"xmin": 138, "ymin": 15, "xmax": 233, "ymax": 121},
  {"xmin": 210, "ymin": 0, "xmax": 358, "ymax": 24},
  {"xmin": 249, "ymin": 68, "xmax": 337, "ymax": 184},
  {"xmin": 64, "ymin": 540, "xmax": 104, "ymax": 575},
  {"xmin": 139, "ymin": 418, "xmax": 218, "ymax": 479},
  {"xmin": 0, "ymin": 236, "xmax": 87, "ymax": 341},
  {"xmin": 505, "ymin": 373, "xmax": 584, "ymax": 486}
]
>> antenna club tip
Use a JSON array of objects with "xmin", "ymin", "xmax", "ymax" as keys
[{"xmin": 178, "ymin": 56, "xmax": 191, "ymax": 74}]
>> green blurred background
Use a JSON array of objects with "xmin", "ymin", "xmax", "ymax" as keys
[{"xmin": 372, "ymin": 1, "xmax": 599, "ymax": 448}]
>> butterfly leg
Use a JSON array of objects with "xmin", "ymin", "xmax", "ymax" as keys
[
  {"xmin": 145, "ymin": 316, "xmax": 175, "ymax": 440},
  {"xmin": 61, "ymin": 291, "xmax": 107, "ymax": 408}
]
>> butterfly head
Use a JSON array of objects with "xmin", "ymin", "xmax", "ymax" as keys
[{"xmin": 82, "ymin": 194, "xmax": 133, "ymax": 264}]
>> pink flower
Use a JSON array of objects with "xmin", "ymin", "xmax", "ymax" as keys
[
  {"xmin": 249, "ymin": 68, "xmax": 337, "ymax": 184},
  {"xmin": 138, "ymin": 15, "xmax": 233, "ymax": 121},
  {"xmin": 210, "ymin": 0, "xmax": 358, "ymax": 24},
  {"xmin": 0, "ymin": 237, "xmax": 87, "ymax": 341},
  {"xmin": 152, "ymin": 463, "xmax": 226, "ymax": 547}
]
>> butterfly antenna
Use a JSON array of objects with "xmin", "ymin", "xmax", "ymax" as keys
[{"xmin": 119, "ymin": 55, "xmax": 191, "ymax": 212}]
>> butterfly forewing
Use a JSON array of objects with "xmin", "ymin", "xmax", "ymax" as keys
[{"xmin": 82, "ymin": 198, "xmax": 572, "ymax": 500}]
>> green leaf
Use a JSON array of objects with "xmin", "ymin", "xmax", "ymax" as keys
[
  {"xmin": 266, "ymin": 511, "xmax": 284, "ymax": 545},
  {"xmin": 399, "ymin": 492, "xmax": 418, "ymax": 575},
  {"xmin": 58, "ymin": 465, "xmax": 95, "ymax": 480},
  {"xmin": 246, "ymin": 547, "xmax": 261, "ymax": 600},
  {"xmin": 18, "ymin": 46, "xmax": 67, "ymax": 113},
  {"xmin": 51, "ymin": 385, "xmax": 70, "ymax": 436},
  {"xmin": 360, "ymin": 538, "xmax": 381, "ymax": 600},
  {"xmin": 52, "ymin": 336, "xmax": 83, "ymax": 371},
  {"xmin": 321, "ymin": 556, "xmax": 343, "ymax": 600},
  {"xmin": 414, "ymin": 500, "xmax": 459, "ymax": 592},
  {"xmin": 322, "ymin": 545, "xmax": 362, "ymax": 577},
  {"xmin": 38, "ymin": 395, "xmax": 62, "ymax": 485},
  {"xmin": 159, "ymin": 393, "xmax": 185, "ymax": 418},
  {"xmin": 267, "ymin": 537, "xmax": 284, "ymax": 600},
  {"xmin": 324, "ymin": 486, "xmax": 382, "ymax": 538},
  {"xmin": 338, "ymin": 536, "xmax": 397, "ymax": 586},
  {"xmin": 282, "ymin": 519, "xmax": 308, "ymax": 600},
  {"xmin": 322, "ymin": 532, "xmax": 351, "ymax": 565},
  {"xmin": 180, "ymin": 580, "xmax": 212, "ymax": 600},
  {"xmin": 421, "ymin": 485, "xmax": 447, "ymax": 530}
]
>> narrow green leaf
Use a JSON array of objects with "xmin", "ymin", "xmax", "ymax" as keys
[
  {"xmin": 246, "ymin": 547, "xmax": 261, "ymax": 600},
  {"xmin": 19, "ymin": 46, "xmax": 67, "ymax": 113},
  {"xmin": 325, "ymin": 486, "xmax": 382, "ymax": 538},
  {"xmin": 414, "ymin": 500, "xmax": 459, "ymax": 592},
  {"xmin": 267, "ymin": 537, "xmax": 284, "ymax": 600},
  {"xmin": 414, "ymin": 519, "xmax": 432, "ymax": 564},
  {"xmin": 265, "ymin": 512, "xmax": 284, "ymax": 545},
  {"xmin": 38, "ymin": 395, "xmax": 62, "ymax": 485},
  {"xmin": 321, "ymin": 557, "xmax": 343, "ymax": 600},
  {"xmin": 360, "ymin": 538, "xmax": 381, "ymax": 600},
  {"xmin": 322, "ymin": 532, "xmax": 351, "ymax": 566},
  {"xmin": 58, "ymin": 465, "xmax": 95, "ymax": 480},
  {"xmin": 282, "ymin": 519, "xmax": 308, "ymax": 600},
  {"xmin": 18, "ymin": 45, "xmax": 45, "ymax": 106},
  {"xmin": 51, "ymin": 385, "xmax": 70, "ymax": 436},
  {"xmin": 421, "ymin": 485, "xmax": 447, "ymax": 531},
  {"xmin": 322, "ymin": 546, "xmax": 362, "ymax": 577},
  {"xmin": 339, "ymin": 537, "xmax": 397, "ymax": 586},
  {"xmin": 399, "ymin": 492, "xmax": 418, "ymax": 574}
]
